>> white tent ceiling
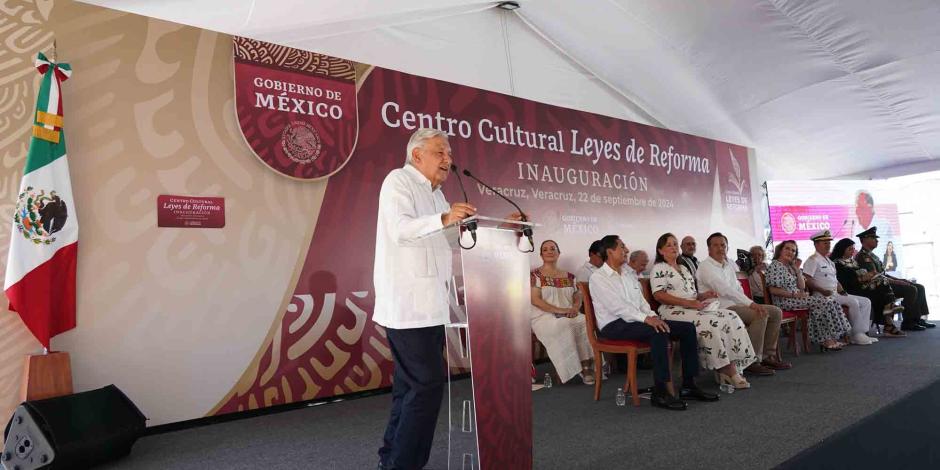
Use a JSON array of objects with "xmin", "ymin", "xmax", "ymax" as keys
[{"xmin": 78, "ymin": 0, "xmax": 940, "ymax": 180}]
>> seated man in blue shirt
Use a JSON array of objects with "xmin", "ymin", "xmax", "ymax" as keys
[{"xmin": 589, "ymin": 235, "xmax": 718, "ymax": 410}]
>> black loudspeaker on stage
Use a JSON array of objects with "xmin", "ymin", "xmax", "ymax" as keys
[{"xmin": 3, "ymin": 385, "xmax": 146, "ymax": 470}]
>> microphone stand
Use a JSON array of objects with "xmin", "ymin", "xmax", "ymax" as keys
[
  {"xmin": 450, "ymin": 164, "xmax": 477, "ymax": 249},
  {"xmin": 462, "ymin": 169, "xmax": 535, "ymax": 253}
]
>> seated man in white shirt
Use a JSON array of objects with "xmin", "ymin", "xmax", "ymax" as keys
[
  {"xmin": 627, "ymin": 249, "xmax": 650, "ymax": 277},
  {"xmin": 803, "ymin": 229, "xmax": 875, "ymax": 345},
  {"xmin": 575, "ymin": 240, "xmax": 603, "ymax": 286},
  {"xmin": 589, "ymin": 235, "xmax": 718, "ymax": 411},
  {"xmin": 695, "ymin": 232, "xmax": 791, "ymax": 376}
]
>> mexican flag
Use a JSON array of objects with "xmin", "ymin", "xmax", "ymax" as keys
[{"xmin": 4, "ymin": 52, "xmax": 77, "ymax": 348}]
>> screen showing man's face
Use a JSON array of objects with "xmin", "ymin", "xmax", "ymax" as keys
[{"xmin": 855, "ymin": 193, "xmax": 874, "ymax": 229}]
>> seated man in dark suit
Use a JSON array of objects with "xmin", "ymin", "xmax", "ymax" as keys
[{"xmin": 589, "ymin": 235, "xmax": 718, "ymax": 411}]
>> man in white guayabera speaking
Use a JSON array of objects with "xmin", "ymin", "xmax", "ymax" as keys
[{"xmin": 373, "ymin": 128, "xmax": 475, "ymax": 470}]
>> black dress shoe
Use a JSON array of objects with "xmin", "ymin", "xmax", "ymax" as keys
[
  {"xmin": 918, "ymin": 319, "xmax": 936, "ymax": 328},
  {"xmin": 651, "ymin": 392, "xmax": 687, "ymax": 411},
  {"xmin": 902, "ymin": 323, "xmax": 926, "ymax": 331},
  {"xmin": 680, "ymin": 386, "xmax": 720, "ymax": 402}
]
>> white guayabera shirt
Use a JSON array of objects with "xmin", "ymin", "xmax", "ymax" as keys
[
  {"xmin": 589, "ymin": 264, "xmax": 656, "ymax": 330},
  {"xmin": 696, "ymin": 256, "xmax": 752, "ymax": 309},
  {"xmin": 373, "ymin": 164, "xmax": 452, "ymax": 329},
  {"xmin": 575, "ymin": 260, "xmax": 598, "ymax": 284}
]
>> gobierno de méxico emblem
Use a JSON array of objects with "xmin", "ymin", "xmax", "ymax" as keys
[
  {"xmin": 281, "ymin": 121, "xmax": 322, "ymax": 164},
  {"xmin": 14, "ymin": 186, "xmax": 68, "ymax": 245}
]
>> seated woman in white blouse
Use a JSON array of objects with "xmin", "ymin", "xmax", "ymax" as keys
[
  {"xmin": 531, "ymin": 240, "xmax": 596, "ymax": 384},
  {"xmin": 651, "ymin": 233, "xmax": 758, "ymax": 390}
]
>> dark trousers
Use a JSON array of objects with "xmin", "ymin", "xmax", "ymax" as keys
[
  {"xmin": 379, "ymin": 325, "xmax": 445, "ymax": 470},
  {"xmin": 893, "ymin": 281, "xmax": 929, "ymax": 325},
  {"xmin": 599, "ymin": 319, "xmax": 699, "ymax": 388}
]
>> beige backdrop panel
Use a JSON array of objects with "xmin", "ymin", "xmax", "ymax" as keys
[
  {"xmin": 1, "ymin": 0, "xmax": 326, "ymax": 426},
  {"xmin": 0, "ymin": 0, "xmax": 58, "ymax": 427}
]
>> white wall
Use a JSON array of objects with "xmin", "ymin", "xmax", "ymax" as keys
[{"xmin": 891, "ymin": 171, "xmax": 940, "ymax": 314}]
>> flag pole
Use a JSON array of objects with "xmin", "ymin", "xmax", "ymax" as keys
[{"xmin": 43, "ymin": 39, "xmax": 54, "ymax": 359}]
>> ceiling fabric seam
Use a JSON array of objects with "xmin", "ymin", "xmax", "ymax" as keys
[
  {"xmin": 241, "ymin": 0, "xmax": 256, "ymax": 29},
  {"xmin": 247, "ymin": 0, "xmax": 494, "ymax": 28},
  {"xmin": 731, "ymin": 48, "xmax": 940, "ymax": 118},
  {"xmin": 603, "ymin": 0, "xmax": 739, "ymax": 97},
  {"xmin": 855, "ymin": 49, "xmax": 940, "ymax": 74},
  {"xmin": 605, "ymin": 0, "xmax": 684, "ymax": 54},
  {"xmin": 512, "ymin": 10, "xmax": 663, "ymax": 127},
  {"xmin": 835, "ymin": 158, "xmax": 940, "ymax": 179},
  {"xmin": 727, "ymin": 72, "xmax": 851, "ymax": 118},
  {"xmin": 243, "ymin": 3, "xmax": 498, "ymax": 42},
  {"xmin": 500, "ymin": 11, "xmax": 516, "ymax": 96},
  {"xmin": 764, "ymin": 0, "xmax": 933, "ymax": 160},
  {"xmin": 603, "ymin": 0, "xmax": 746, "ymax": 140}
]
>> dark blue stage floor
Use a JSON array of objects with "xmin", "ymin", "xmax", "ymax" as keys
[{"xmin": 99, "ymin": 327, "xmax": 940, "ymax": 469}]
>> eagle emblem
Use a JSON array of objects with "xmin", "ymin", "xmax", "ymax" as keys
[
  {"xmin": 13, "ymin": 186, "xmax": 67, "ymax": 245},
  {"xmin": 281, "ymin": 121, "xmax": 322, "ymax": 165}
]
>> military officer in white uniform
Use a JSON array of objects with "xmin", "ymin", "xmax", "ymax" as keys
[{"xmin": 802, "ymin": 230, "xmax": 876, "ymax": 345}]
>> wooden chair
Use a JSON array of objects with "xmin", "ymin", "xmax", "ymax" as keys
[
  {"xmin": 738, "ymin": 277, "xmax": 753, "ymax": 299},
  {"xmin": 638, "ymin": 278, "xmax": 660, "ymax": 311},
  {"xmin": 760, "ymin": 272, "xmax": 810, "ymax": 355},
  {"xmin": 739, "ymin": 277, "xmax": 794, "ymax": 361},
  {"xmin": 580, "ymin": 283, "xmax": 663, "ymax": 406}
]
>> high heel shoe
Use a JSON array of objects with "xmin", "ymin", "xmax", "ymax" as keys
[
  {"xmin": 820, "ymin": 341, "xmax": 844, "ymax": 352},
  {"xmin": 715, "ymin": 372, "xmax": 750, "ymax": 389},
  {"xmin": 883, "ymin": 323, "xmax": 906, "ymax": 338}
]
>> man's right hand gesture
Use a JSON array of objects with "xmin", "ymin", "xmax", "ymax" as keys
[
  {"xmin": 442, "ymin": 202, "xmax": 477, "ymax": 226},
  {"xmin": 645, "ymin": 315, "xmax": 670, "ymax": 333}
]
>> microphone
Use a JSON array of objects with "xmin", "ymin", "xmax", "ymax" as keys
[
  {"xmin": 450, "ymin": 164, "xmax": 477, "ymax": 246},
  {"xmin": 461, "ymin": 168, "xmax": 534, "ymax": 251}
]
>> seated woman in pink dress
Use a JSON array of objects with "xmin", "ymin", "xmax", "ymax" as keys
[{"xmin": 531, "ymin": 240, "xmax": 596, "ymax": 384}]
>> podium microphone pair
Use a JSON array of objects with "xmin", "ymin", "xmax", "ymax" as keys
[{"xmin": 450, "ymin": 164, "xmax": 535, "ymax": 252}]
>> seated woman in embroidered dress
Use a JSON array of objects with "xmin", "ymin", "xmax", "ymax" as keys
[
  {"xmin": 530, "ymin": 240, "xmax": 596, "ymax": 385},
  {"xmin": 650, "ymin": 233, "xmax": 758, "ymax": 390},
  {"xmin": 765, "ymin": 240, "xmax": 851, "ymax": 351}
]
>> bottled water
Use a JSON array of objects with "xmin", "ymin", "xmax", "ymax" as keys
[
  {"xmin": 615, "ymin": 387, "xmax": 626, "ymax": 406},
  {"xmin": 719, "ymin": 383, "xmax": 735, "ymax": 394},
  {"xmin": 543, "ymin": 373, "xmax": 552, "ymax": 389}
]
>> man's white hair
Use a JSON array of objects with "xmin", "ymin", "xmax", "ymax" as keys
[
  {"xmin": 405, "ymin": 128, "xmax": 449, "ymax": 165},
  {"xmin": 629, "ymin": 250, "xmax": 648, "ymax": 262}
]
